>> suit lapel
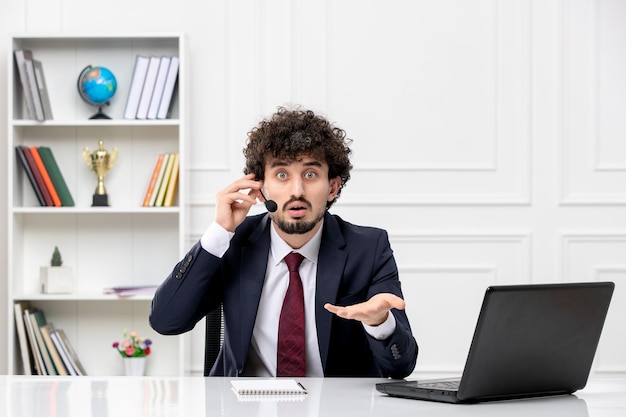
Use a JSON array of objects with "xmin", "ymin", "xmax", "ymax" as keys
[
  {"xmin": 315, "ymin": 213, "xmax": 347, "ymax": 369},
  {"xmin": 234, "ymin": 215, "xmax": 271, "ymax": 371}
]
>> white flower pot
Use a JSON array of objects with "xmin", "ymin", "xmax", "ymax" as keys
[
  {"xmin": 123, "ymin": 357, "xmax": 146, "ymax": 376},
  {"xmin": 40, "ymin": 266, "xmax": 73, "ymax": 294}
]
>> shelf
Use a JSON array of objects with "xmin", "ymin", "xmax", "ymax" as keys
[
  {"xmin": 7, "ymin": 33, "xmax": 186, "ymax": 377},
  {"xmin": 12, "ymin": 119, "xmax": 180, "ymax": 127},
  {"xmin": 11, "ymin": 207, "xmax": 180, "ymax": 214},
  {"xmin": 12, "ymin": 293, "xmax": 155, "ymax": 302}
]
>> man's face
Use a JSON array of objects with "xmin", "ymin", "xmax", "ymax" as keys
[{"xmin": 263, "ymin": 155, "xmax": 341, "ymax": 237}]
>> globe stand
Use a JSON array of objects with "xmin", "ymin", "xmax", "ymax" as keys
[{"xmin": 89, "ymin": 105, "xmax": 112, "ymax": 120}]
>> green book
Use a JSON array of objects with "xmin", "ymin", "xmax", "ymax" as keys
[{"xmin": 37, "ymin": 146, "xmax": 74, "ymax": 206}]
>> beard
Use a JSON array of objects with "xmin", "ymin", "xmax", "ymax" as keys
[{"xmin": 272, "ymin": 198, "xmax": 326, "ymax": 235}]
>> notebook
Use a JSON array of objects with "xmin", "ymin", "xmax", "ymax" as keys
[
  {"xmin": 231, "ymin": 379, "xmax": 308, "ymax": 396},
  {"xmin": 376, "ymin": 281, "xmax": 614, "ymax": 404}
]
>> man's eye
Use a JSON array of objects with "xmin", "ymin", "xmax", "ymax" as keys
[
  {"xmin": 277, "ymin": 172, "xmax": 287, "ymax": 180},
  {"xmin": 305, "ymin": 171, "xmax": 316, "ymax": 179}
]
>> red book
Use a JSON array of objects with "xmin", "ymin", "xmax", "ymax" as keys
[
  {"xmin": 30, "ymin": 146, "xmax": 62, "ymax": 206},
  {"xmin": 21, "ymin": 146, "xmax": 53, "ymax": 206}
]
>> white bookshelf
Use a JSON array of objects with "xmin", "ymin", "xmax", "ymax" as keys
[{"xmin": 6, "ymin": 33, "xmax": 187, "ymax": 376}]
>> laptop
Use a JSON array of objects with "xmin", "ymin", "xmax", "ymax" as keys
[{"xmin": 376, "ymin": 281, "xmax": 614, "ymax": 403}]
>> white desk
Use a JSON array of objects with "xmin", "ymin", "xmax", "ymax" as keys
[{"xmin": 1, "ymin": 376, "xmax": 625, "ymax": 417}]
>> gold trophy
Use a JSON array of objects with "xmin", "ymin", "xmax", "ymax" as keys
[{"xmin": 83, "ymin": 139, "xmax": 118, "ymax": 206}]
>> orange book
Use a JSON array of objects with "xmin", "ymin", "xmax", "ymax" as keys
[
  {"xmin": 142, "ymin": 153, "xmax": 165, "ymax": 206},
  {"xmin": 30, "ymin": 146, "xmax": 61, "ymax": 206}
]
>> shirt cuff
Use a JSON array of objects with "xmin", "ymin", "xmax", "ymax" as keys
[
  {"xmin": 200, "ymin": 221, "xmax": 235, "ymax": 258},
  {"xmin": 362, "ymin": 311, "xmax": 397, "ymax": 340}
]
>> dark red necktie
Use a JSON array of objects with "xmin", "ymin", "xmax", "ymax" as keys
[{"xmin": 277, "ymin": 252, "xmax": 306, "ymax": 376}]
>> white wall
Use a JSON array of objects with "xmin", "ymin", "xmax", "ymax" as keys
[{"xmin": 1, "ymin": 0, "xmax": 624, "ymax": 377}]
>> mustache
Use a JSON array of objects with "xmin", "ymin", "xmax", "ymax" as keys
[{"xmin": 283, "ymin": 197, "xmax": 312, "ymax": 211}]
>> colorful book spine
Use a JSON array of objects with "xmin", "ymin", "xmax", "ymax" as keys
[
  {"xmin": 15, "ymin": 146, "xmax": 45, "ymax": 206},
  {"xmin": 39, "ymin": 324, "xmax": 69, "ymax": 376},
  {"xmin": 49, "ymin": 330, "xmax": 78, "ymax": 376},
  {"xmin": 29, "ymin": 146, "xmax": 61, "ymax": 206},
  {"xmin": 29, "ymin": 309, "xmax": 57, "ymax": 375},
  {"xmin": 142, "ymin": 153, "xmax": 165, "ymax": 206},
  {"xmin": 163, "ymin": 153, "xmax": 180, "ymax": 207},
  {"xmin": 37, "ymin": 146, "xmax": 74, "ymax": 206},
  {"xmin": 149, "ymin": 153, "xmax": 170, "ymax": 206},
  {"xmin": 155, "ymin": 153, "xmax": 175, "ymax": 206},
  {"xmin": 22, "ymin": 308, "xmax": 45, "ymax": 375},
  {"xmin": 21, "ymin": 146, "xmax": 53, "ymax": 206}
]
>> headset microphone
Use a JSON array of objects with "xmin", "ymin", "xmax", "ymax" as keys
[{"xmin": 258, "ymin": 189, "xmax": 278, "ymax": 213}]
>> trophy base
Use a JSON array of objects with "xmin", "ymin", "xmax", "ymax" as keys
[{"xmin": 92, "ymin": 194, "xmax": 109, "ymax": 206}]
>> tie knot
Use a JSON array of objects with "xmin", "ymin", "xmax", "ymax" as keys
[{"xmin": 284, "ymin": 252, "xmax": 304, "ymax": 272}]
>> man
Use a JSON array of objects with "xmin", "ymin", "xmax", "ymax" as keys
[{"xmin": 150, "ymin": 106, "xmax": 418, "ymax": 378}]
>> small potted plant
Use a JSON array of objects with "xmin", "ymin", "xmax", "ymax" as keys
[
  {"xmin": 40, "ymin": 246, "xmax": 73, "ymax": 293},
  {"xmin": 112, "ymin": 329, "xmax": 153, "ymax": 376}
]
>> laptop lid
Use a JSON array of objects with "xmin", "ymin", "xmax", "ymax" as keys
[{"xmin": 377, "ymin": 281, "xmax": 614, "ymax": 403}]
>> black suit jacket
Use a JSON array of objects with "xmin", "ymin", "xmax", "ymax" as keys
[{"xmin": 150, "ymin": 212, "xmax": 418, "ymax": 378}]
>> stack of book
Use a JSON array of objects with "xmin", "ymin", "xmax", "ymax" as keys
[
  {"xmin": 124, "ymin": 54, "xmax": 179, "ymax": 120},
  {"xmin": 13, "ymin": 301, "xmax": 87, "ymax": 376},
  {"xmin": 14, "ymin": 49, "xmax": 53, "ymax": 121},
  {"xmin": 142, "ymin": 152, "xmax": 179, "ymax": 207},
  {"xmin": 15, "ymin": 146, "xmax": 74, "ymax": 207}
]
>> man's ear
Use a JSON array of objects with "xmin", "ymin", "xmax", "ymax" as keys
[{"xmin": 328, "ymin": 177, "xmax": 341, "ymax": 201}]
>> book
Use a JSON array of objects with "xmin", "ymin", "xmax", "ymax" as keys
[
  {"xmin": 142, "ymin": 153, "xmax": 166, "ymax": 206},
  {"xmin": 32, "ymin": 59, "xmax": 53, "ymax": 120},
  {"xmin": 22, "ymin": 308, "xmax": 45, "ymax": 375},
  {"xmin": 29, "ymin": 309, "xmax": 58, "ymax": 375},
  {"xmin": 163, "ymin": 153, "xmax": 180, "ymax": 207},
  {"xmin": 21, "ymin": 146, "xmax": 53, "ymax": 206},
  {"xmin": 103, "ymin": 285, "xmax": 158, "ymax": 297},
  {"xmin": 149, "ymin": 153, "xmax": 171, "ymax": 206},
  {"xmin": 146, "ymin": 56, "xmax": 171, "ymax": 119},
  {"xmin": 53, "ymin": 328, "xmax": 87, "ymax": 376},
  {"xmin": 49, "ymin": 330, "xmax": 77, "ymax": 376},
  {"xmin": 39, "ymin": 323, "xmax": 69, "ymax": 376},
  {"xmin": 124, "ymin": 55, "xmax": 150, "ymax": 119},
  {"xmin": 13, "ymin": 50, "xmax": 41, "ymax": 120},
  {"xmin": 155, "ymin": 152, "xmax": 175, "ymax": 206},
  {"xmin": 29, "ymin": 146, "xmax": 62, "ymax": 206},
  {"xmin": 15, "ymin": 146, "xmax": 45, "ymax": 206},
  {"xmin": 135, "ymin": 56, "xmax": 161, "ymax": 119},
  {"xmin": 13, "ymin": 301, "xmax": 33, "ymax": 375},
  {"xmin": 37, "ymin": 146, "xmax": 75, "ymax": 206},
  {"xmin": 157, "ymin": 56, "xmax": 179, "ymax": 119},
  {"xmin": 230, "ymin": 379, "xmax": 308, "ymax": 396}
]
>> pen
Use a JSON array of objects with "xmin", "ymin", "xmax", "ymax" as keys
[{"xmin": 297, "ymin": 382, "xmax": 308, "ymax": 394}]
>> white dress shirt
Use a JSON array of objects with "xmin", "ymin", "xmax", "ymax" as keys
[{"xmin": 200, "ymin": 218, "xmax": 396, "ymax": 376}]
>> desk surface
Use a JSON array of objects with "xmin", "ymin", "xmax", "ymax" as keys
[{"xmin": 1, "ymin": 376, "xmax": 625, "ymax": 417}]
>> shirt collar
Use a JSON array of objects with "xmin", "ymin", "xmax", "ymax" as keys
[{"xmin": 269, "ymin": 219, "xmax": 324, "ymax": 266}]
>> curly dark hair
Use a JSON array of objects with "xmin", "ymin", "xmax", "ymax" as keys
[{"xmin": 243, "ymin": 106, "xmax": 353, "ymax": 208}]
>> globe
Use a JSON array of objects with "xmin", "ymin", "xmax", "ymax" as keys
[{"xmin": 77, "ymin": 65, "xmax": 117, "ymax": 119}]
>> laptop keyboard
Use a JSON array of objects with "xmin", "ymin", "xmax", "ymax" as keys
[{"xmin": 417, "ymin": 380, "xmax": 460, "ymax": 391}]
